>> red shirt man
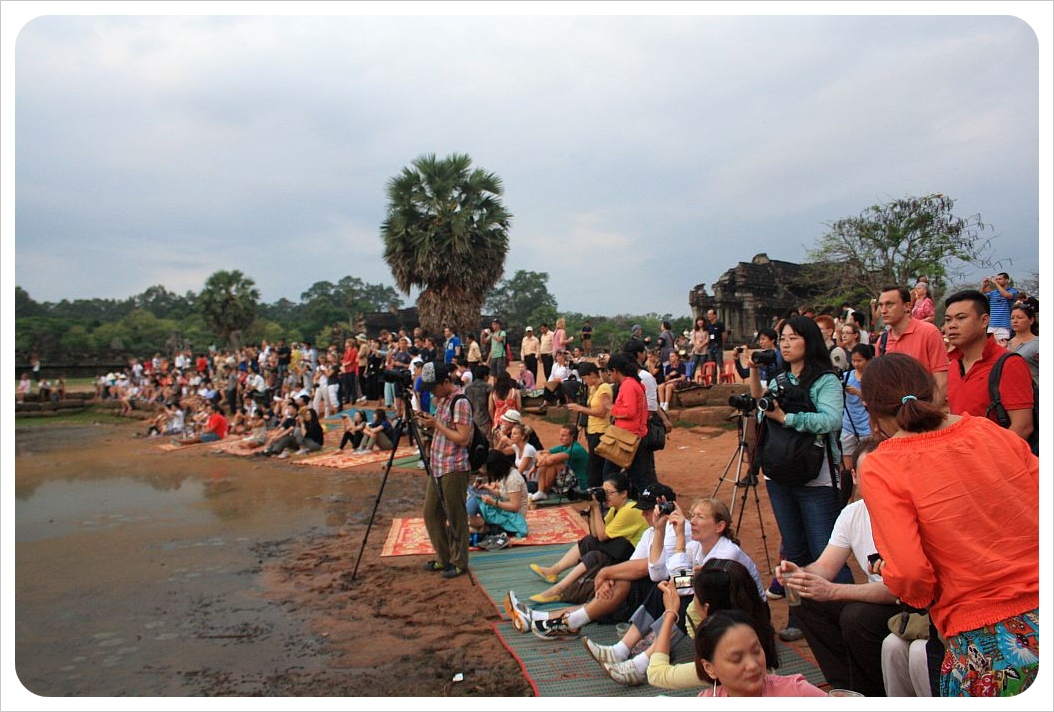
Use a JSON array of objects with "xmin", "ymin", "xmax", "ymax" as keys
[
  {"xmin": 876, "ymin": 286, "xmax": 949, "ymax": 407},
  {"xmin": 944, "ymin": 290, "xmax": 1033, "ymax": 443}
]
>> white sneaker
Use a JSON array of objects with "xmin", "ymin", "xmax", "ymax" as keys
[
  {"xmin": 503, "ymin": 590, "xmax": 532, "ymax": 634},
  {"xmin": 605, "ymin": 658, "xmax": 646, "ymax": 686},
  {"xmin": 530, "ymin": 491, "xmax": 548, "ymax": 502},
  {"xmin": 295, "ymin": 449, "xmax": 308, "ymax": 456},
  {"xmin": 583, "ymin": 637, "xmax": 624, "ymax": 666},
  {"xmin": 276, "ymin": 451, "xmax": 291, "ymax": 459}
]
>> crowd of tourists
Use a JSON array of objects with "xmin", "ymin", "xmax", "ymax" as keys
[{"xmin": 78, "ymin": 272, "xmax": 1038, "ymax": 697}]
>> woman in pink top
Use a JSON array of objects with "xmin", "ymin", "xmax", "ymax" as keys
[
  {"xmin": 553, "ymin": 317, "xmax": 573, "ymax": 354},
  {"xmin": 910, "ymin": 281, "xmax": 936, "ymax": 323},
  {"xmin": 696, "ymin": 610, "xmax": 827, "ymax": 697}
]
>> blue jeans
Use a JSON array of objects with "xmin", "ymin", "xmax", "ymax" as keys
[{"xmin": 765, "ymin": 479, "xmax": 852, "ymax": 584}]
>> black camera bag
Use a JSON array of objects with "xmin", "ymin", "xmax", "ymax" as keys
[{"xmin": 756, "ymin": 372, "xmax": 836, "ymax": 487}]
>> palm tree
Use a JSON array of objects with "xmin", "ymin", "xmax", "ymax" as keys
[
  {"xmin": 381, "ymin": 153, "xmax": 512, "ymax": 335},
  {"xmin": 197, "ymin": 269, "xmax": 260, "ymax": 347}
]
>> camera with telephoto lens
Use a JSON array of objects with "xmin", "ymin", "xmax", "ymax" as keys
[
  {"xmin": 750, "ymin": 349, "xmax": 778, "ymax": 366},
  {"xmin": 728, "ymin": 392, "xmax": 757, "ymax": 412},
  {"xmin": 657, "ymin": 501, "xmax": 676, "ymax": 516},
  {"xmin": 382, "ymin": 368, "xmax": 413, "ymax": 387},
  {"xmin": 587, "ymin": 486, "xmax": 608, "ymax": 504},
  {"xmin": 756, "ymin": 382, "xmax": 786, "ymax": 412}
]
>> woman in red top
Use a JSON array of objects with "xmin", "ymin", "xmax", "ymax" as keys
[
  {"xmin": 488, "ymin": 373, "xmax": 522, "ymax": 435},
  {"xmin": 602, "ymin": 352, "xmax": 649, "ymax": 496},
  {"xmin": 860, "ymin": 353, "xmax": 1038, "ymax": 697}
]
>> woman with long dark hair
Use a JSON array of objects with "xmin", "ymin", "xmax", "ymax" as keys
[
  {"xmin": 602, "ymin": 352, "xmax": 650, "ymax": 496},
  {"xmin": 747, "ymin": 316, "xmax": 849, "ymax": 641},
  {"xmin": 694, "ymin": 611, "xmax": 827, "ymax": 697}
]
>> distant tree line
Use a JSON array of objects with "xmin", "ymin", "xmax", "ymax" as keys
[{"xmin": 14, "ymin": 268, "xmax": 693, "ymax": 371}]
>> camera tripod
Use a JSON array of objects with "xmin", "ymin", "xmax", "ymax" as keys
[
  {"xmin": 711, "ymin": 409, "xmax": 773, "ymax": 575},
  {"xmin": 351, "ymin": 383, "xmax": 474, "ymax": 585}
]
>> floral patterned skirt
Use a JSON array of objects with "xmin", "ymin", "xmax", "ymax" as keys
[{"xmin": 941, "ymin": 608, "xmax": 1039, "ymax": 696}]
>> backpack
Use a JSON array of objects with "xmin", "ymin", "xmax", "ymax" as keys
[
  {"xmin": 756, "ymin": 372, "xmax": 840, "ymax": 489},
  {"xmin": 451, "ymin": 394, "xmax": 490, "ymax": 471},
  {"xmin": 985, "ymin": 352, "xmax": 1039, "ymax": 456}
]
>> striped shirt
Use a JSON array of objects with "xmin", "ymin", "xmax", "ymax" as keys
[{"xmin": 986, "ymin": 287, "xmax": 1018, "ymax": 329}]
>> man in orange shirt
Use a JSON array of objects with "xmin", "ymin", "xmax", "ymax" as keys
[{"xmin": 875, "ymin": 286, "xmax": 948, "ymax": 407}]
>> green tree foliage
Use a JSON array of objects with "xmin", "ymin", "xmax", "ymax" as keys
[
  {"xmin": 485, "ymin": 270, "xmax": 558, "ymax": 330},
  {"xmin": 134, "ymin": 285, "xmax": 194, "ymax": 320},
  {"xmin": 197, "ymin": 270, "xmax": 261, "ymax": 346},
  {"xmin": 807, "ymin": 194, "xmax": 991, "ymax": 304},
  {"xmin": 381, "ymin": 152, "xmax": 512, "ymax": 335}
]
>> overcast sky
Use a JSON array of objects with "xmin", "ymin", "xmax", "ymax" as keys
[{"xmin": 6, "ymin": 3, "xmax": 1048, "ymax": 320}]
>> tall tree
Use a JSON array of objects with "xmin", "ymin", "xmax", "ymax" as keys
[
  {"xmin": 381, "ymin": 152, "xmax": 512, "ymax": 335},
  {"xmin": 484, "ymin": 270, "xmax": 558, "ymax": 329},
  {"xmin": 197, "ymin": 270, "xmax": 260, "ymax": 346},
  {"xmin": 807, "ymin": 194, "xmax": 992, "ymax": 301}
]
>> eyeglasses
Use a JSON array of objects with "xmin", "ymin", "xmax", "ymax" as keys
[{"xmin": 1014, "ymin": 304, "xmax": 1035, "ymax": 315}]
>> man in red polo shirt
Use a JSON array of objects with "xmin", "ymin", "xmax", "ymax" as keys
[
  {"xmin": 943, "ymin": 289, "xmax": 1034, "ymax": 443},
  {"xmin": 875, "ymin": 285, "xmax": 949, "ymax": 407}
]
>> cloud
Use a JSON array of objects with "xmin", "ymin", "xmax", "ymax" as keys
[{"xmin": 10, "ymin": 11, "xmax": 1043, "ymax": 318}]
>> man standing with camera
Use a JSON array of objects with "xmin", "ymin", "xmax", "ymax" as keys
[
  {"xmin": 981, "ymin": 273, "xmax": 1019, "ymax": 344},
  {"xmin": 417, "ymin": 362, "xmax": 474, "ymax": 579}
]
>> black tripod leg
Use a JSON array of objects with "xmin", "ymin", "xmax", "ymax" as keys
[{"xmin": 351, "ymin": 416, "xmax": 409, "ymax": 581}]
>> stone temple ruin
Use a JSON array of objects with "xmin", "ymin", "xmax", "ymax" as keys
[{"xmin": 689, "ymin": 253, "xmax": 831, "ymax": 344}]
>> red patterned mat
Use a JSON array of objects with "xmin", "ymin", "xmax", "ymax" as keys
[
  {"xmin": 291, "ymin": 445, "xmax": 420, "ymax": 469},
  {"xmin": 380, "ymin": 505, "xmax": 589, "ymax": 557}
]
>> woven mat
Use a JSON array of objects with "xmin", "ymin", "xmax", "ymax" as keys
[
  {"xmin": 292, "ymin": 444, "xmax": 420, "ymax": 469},
  {"xmin": 155, "ymin": 440, "xmax": 211, "ymax": 452},
  {"xmin": 380, "ymin": 505, "xmax": 589, "ymax": 557},
  {"xmin": 469, "ymin": 544, "xmax": 828, "ymax": 697}
]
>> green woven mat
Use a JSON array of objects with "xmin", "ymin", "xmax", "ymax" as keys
[{"xmin": 469, "ymin": 545, "xmax": 827, "ymax": 696}]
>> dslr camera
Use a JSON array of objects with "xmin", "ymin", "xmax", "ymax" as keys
[
  {"xmin": 382, "ymin": 368, "xmax": 413, "ymax": 388},
  {"xmin": 728, "ymin": 392, "xmax": 757, "ymax": 412},
  {"xmin": 756, "ymin": 381, "xmax": 786, "ymax": 412},
  {"xmin": 587, "ymin": 486, "xmax": 608, "ymax": 504},
  {"xmin": 750, "ymin": 349, "xmax": 778, "ymax": 366}
]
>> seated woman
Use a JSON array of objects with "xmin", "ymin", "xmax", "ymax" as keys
[
  {"xmin": 517, "ymin": 363, "xmax": 536, "ymax": 391},
  {"xmin": 466, "ymin": 449, "xmax": 528, "ymax": 551},
  {"xmin": 525, "ymin": 471, "xmax": 648, "ymax": 601},
  {"xmin": 294, "ymin": 407, "xmax": 325, "ymax": 455},
  {"xmin": 508, "ymin": 422, "xmax": 538, "ymax": 485},
  {"xmin": 338, "ymin": 411, "xmax": 367, "ymax": 451},
  {"xmin": 588, "ymin": 558, "xmax": 776, "ymax": 688},
  {"xmin": 656, "ymin": 351, "xmax": 688, "ymax": 411},
  {"xmin": 695, "ymin": 610, "xmax": 827, "ymax": 697},
  {"xmin": 234, "ymin": 412, "xmax": 270, "ymax": 451},
  {"xmin": 358, "ymin": 408, "xmax": 394, "ymax": 453}
]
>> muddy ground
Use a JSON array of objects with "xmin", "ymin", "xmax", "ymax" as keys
[{"xmin": 11, "ymin": 407, "xmax": 812, "ymax": 702}]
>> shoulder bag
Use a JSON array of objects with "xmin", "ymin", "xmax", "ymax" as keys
[{"xmin": 595, "ymin": 423, "xmax": 641, "ymax": 470}]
